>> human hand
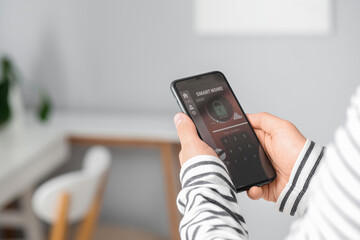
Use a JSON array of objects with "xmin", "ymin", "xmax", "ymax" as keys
[
  {"xmin": 174, "ymin": 113, "xmax": 218, "ymax": 166},
  {"xmin": 246, "ymin": 113, "xmax": 306, "ymax": 202},
  {"xmin": 173, "ymin": 111, "xmax": 306, "ymax": 203}
]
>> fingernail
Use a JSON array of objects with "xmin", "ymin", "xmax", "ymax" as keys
[{"xmin": 174, "ymin": 113, "xmax": 184, "ymax": 127}]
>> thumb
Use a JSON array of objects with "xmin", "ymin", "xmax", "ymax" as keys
[
  {"xmin": 247, "ymin": 186, "xmax": 263, "ymax": 200},
  {"xmin": 174, "ymin": 113, "xmax": 200, "ymax": 148}
]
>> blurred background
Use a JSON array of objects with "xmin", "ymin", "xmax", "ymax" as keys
[{"xmin": 0, "ymin": 0, "xmax": 359, "ymax": 239}]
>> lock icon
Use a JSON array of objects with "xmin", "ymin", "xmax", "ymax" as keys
[{"xmin": 212, "ymin": 100, "xmax": 228, "ymax": 117}]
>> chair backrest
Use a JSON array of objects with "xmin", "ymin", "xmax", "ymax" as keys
[
  {"xmin": 32, "ymin": 146, "xmax": 112, "ymax": 224},
  {"xmin": 82, "ymin": 146, "xmax": 111, "ymax": 176}
]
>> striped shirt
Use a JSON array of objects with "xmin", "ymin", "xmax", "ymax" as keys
[{"xmin": 177, "ymin": 87, "xmax": 360, "ymax": 239}]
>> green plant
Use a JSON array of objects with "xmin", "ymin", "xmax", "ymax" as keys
[
  {"xmin": 0, "ymin": 56, "xmax": 52, "ymax": 126},
  {"xmin": 0, "ymin": 57, "xmax": 18, "ymax": 128},
  {"xmin": 37, "ymin": 90, "xmax": 52, "ymax": 122}
]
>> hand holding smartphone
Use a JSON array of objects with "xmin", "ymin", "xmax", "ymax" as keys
[{"xmin": 171, "ymin": 71, "xmax": 276, "ymax": 192}]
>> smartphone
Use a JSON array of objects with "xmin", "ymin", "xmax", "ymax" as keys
[{"xmin": 171, "ymin": 71, "xmax": 276, "ymax": 192}]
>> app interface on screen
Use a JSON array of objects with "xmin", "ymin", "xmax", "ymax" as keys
[{"xmin": 176, "ymin": 73, "xmax": 274, "ymax": 188}]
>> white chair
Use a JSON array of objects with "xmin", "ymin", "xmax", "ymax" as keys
[
  {"xmin": 32, "ymin": 146, "xmax": 165, "ymax": 240},
  {"xmin": 32, "ymin": 146, "xmax": 111, "ymax": 240}
]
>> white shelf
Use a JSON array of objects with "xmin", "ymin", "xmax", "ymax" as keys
[{"xmin": 0, "ymin": 128, "xmax": 68, "ymax": 207}]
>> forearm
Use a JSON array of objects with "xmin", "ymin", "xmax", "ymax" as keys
[
  {"xmin": 177, "ymin": 155, "xmax": 248, "ymax": 240},
  {"xmin": 285, "ymin": 87, "xmax": 360, "ymax": 239}
]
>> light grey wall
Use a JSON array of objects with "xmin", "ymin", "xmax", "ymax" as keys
[{"xmin": 1, "ymin": 0, "xmax": 360, "ymax": 239}]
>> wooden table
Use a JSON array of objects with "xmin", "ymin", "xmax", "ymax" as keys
[{"xmin": 28, "ymin": 111, "xmax": 182, "ymax": 240}]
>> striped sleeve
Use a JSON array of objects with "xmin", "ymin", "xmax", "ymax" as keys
[
  {"xmin": 177, "ymin": 155, "xmax": 248, "ymax": 240},
  {"xmin": 284, "ymin": 86, "xmax": 360, "ymax": 239},
  {"xmin": 276, "ymin": 139, "xmax": 325, "ymax": 217}
]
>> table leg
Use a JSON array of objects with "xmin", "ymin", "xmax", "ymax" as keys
[
  {"xmin": 160, "ymin": 143, "xmax": 181, "ymax": 240},
  {"xmin": 22, "ymin": 189, "xmax": 44, "ymax": 240},
  {"xmin": 171, "ymin": 144, "xmax": 182, "ymax": 195}
]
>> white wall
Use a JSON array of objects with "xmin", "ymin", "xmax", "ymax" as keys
[{"xmin": 1, "ymin": 0, "xmax": 360, "ymax": 239}]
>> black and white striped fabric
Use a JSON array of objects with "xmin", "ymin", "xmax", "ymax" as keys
[
  {"xmin": 276, "ymin": 139, "xmax": 325, "ymax": 217},
  {"xmin": 177, "ymin": 87, "xmax": 360, "ymax": 239},
  {"xmin": 177, "ymin": 155, "xmax": 248, "ymax": 239}
]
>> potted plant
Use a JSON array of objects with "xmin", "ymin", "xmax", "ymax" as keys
[
  {"xmin": 0, "ymin": 56, "xmax": 24, "ymax": 133},
  {"xmin": 0, "ymin": 56, "xmax": 53, "ymax": 135}
]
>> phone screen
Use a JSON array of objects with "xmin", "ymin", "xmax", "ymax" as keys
[{"xmin": 172, "ymin": 72, "xmax": 276, "ymax": 191}]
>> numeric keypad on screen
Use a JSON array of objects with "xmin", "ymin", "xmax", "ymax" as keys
[{"xmin": 220, "ymin": 132, "xmax": 258, "ymax": 167}]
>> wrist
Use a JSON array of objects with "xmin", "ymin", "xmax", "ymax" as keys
[{"xmin": 276, "ymin": 139, "xmax": 325, "ymax": 217}]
